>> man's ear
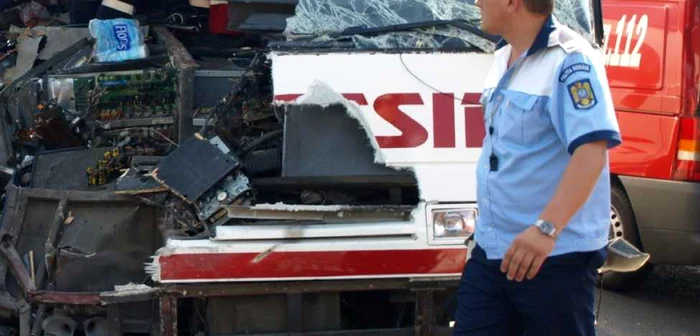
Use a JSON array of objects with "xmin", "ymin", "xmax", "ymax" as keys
[{"xmin": 506, "ymin": 0, "xmax": 522, "ymax": 14}]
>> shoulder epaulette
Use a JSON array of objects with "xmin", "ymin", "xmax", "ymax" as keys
[{"xmin": 554, "ymin": 26, "xmax": 590, "ymax": 54}]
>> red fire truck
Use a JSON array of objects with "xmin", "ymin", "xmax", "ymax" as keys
[{"xmin": 601, "ymin": 0, "xmax": 700, "ymax": 290}]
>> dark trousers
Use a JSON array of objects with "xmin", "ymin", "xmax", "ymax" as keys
[{"xmin": 452, "ymin": 244, "xmax": 606, "ymax": 336}]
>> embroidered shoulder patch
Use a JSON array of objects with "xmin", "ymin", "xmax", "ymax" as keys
[
  {"xmin": 559, "ymin": 62, "xmax": 591, "ymax": 82},
  {"xmin": 567, "ymin": 79, "xmax": 597, "ymax": 109}
]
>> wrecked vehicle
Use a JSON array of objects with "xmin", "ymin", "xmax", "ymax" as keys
[{"xmin": 0, "ymin": 0, "xmax": 617, "ymax": 335}]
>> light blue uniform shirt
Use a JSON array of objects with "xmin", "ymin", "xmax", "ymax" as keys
[{"xmin": 475, "ymin": 15, "xmax": 622, "ymax": 260}]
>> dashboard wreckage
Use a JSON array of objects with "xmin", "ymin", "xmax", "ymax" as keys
[{"xmin": 0, "ymin": 0, "xmax": 649, "ymax": 335}]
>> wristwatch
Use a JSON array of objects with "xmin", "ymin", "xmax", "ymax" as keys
[{"xmin": 534, "ymin": 219, "xmax": 557, "ymax": 239}]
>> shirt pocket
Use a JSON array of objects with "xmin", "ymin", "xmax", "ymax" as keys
[{"xmin": 501, "ymin": 91, "xmax": 550, "ymax": 146}]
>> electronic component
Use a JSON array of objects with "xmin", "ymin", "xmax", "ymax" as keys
[
  {"xmin": 48, "ymin": 68, "xmax": 178, "ymax": 130},
  {"xmin": 196, "ymin": 170, "xmax": 253, "ymax": 221},
  {"xmin": 86, "ymin": 148, "xmax": 126, "ymax": 187},
  {"xmin": 153, "ymin": 135, "xmax": 255, "ymax": 222}
]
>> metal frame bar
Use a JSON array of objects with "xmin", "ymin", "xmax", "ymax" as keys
[
  {"xmin": 159, "ymin": 296, "xmax": 178, "ymax": 336},
  {"xmin": 161, "ymin": 278, "xmax": 459, "ymax": 298},
  {"xmin": 152, "ymin": 26, "xmax": 200, "ymax": 143}
]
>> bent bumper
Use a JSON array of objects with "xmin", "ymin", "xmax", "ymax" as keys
[{"xmin": 619, "ymin": 176, "xmax": 700, "ymax": 265}]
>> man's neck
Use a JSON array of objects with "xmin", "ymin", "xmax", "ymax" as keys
[{"xmin": 502, "ymin": 15, "xmax": 549, "ymax": 66}]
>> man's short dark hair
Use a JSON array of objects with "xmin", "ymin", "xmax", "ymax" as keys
[{"xmin": 524, "ymin": 0, "xmax": 554, "ymax": 15}]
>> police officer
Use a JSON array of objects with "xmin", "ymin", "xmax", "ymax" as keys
[{"xmin": 453, "ymin": 0, "xmax": 621, "ymax": 335}]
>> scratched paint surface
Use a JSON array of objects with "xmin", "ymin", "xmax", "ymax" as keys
[{"xmin": 157, "ymin": 249, "xmax": 467, "ymax": 282}]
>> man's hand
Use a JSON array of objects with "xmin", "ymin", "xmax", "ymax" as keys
[{"xmin": 500, "ymin": 226, "xmax": 555, "ymax": 282}]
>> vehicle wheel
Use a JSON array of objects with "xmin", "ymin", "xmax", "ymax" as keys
[{"xmin": 597, "ymin": 183, "xmax": 653, "ymax": 292}]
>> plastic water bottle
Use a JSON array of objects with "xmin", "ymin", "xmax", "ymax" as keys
[{"xmin": 88, "ymin": 18, "xmax": 148, "ymax": 62}]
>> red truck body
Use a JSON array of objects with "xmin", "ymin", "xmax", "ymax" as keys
[{"xmin": 602, "ymin": 0, "xmax": 700, "ymax": 277}]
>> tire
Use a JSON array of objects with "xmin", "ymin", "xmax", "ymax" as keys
[{"xmin": 597, "ymin": 183, "xmax": 653, "ymax": 292}]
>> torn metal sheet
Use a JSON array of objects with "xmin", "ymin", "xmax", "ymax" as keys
[
  {"xmin": 8, "ymin": 26, "xmax": 91, "ymax": 61},
  {"xmin": 37, "ymin": 28, "xmax": 89, "ymax": 61},
  {"xmin": 53, "ymin": 203, "xmax": 162, "ymax": 292},
  {"xmin": 0, "ymin": 185, "xmax": 164, "ymax": 296},
  {"xmin": 0, "ymin": 37, "xmax": 90, "ymax": 99},
  {"xmin": 284, "ymin": 0, "xmax": 595, "ymax": 51},
  {"xmin": 3, "ymin": 32, "xmax": 42, "ymax": 82}
]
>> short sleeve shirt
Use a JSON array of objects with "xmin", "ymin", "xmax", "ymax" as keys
[{"xmin": 475, "ymin": 15, "xmax": 622, "ymax": 260}]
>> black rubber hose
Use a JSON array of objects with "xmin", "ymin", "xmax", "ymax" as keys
[
  {"xmin": 240, "ymin": 129, "xmax": 283, "ymax": 154},
  {"xmin": 244, "ymin": 147, "xmax": 282, "ymax": 176}
]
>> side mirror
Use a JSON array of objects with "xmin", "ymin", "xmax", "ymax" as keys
[{"xmin": 598, "ymin": 237, "xmax": 651, "ymax": 274}]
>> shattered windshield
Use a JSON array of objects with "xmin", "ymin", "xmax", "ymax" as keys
[{"xmin": 283, "ymin": 0, "xmax": 595, "ymax": 52}]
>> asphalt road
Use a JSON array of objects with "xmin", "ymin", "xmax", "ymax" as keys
[{"xmin": 595, "ymin": 265, "xmax": 700, "ymax": 336}]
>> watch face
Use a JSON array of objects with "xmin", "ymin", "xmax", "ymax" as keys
[
  {"xmin": 538, "ymin": 221, "xmax": 555, "ymax": 234},
  {"xmin": 543, "ymin": 222, "xmax": 554, "ymax": 232}
]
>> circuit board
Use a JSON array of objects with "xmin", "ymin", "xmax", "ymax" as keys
[{"xmin": 48, "ymin": 68, "xmax": 178, "ymax": 128}]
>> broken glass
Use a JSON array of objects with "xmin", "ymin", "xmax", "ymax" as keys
[{"xmin": 283, "ymin": 0, "xmax": 595, "ymax": 52}]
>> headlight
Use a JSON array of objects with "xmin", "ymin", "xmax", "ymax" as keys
[{"xmin": 429, "ymin": 206, "xmax": 477, "ymax": 244}]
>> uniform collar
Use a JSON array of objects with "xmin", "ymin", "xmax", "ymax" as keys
[{"xmin": 494, "ymin": 14, "xmax": 557, "ymax": 56}]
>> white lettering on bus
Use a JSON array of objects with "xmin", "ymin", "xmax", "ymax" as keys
[{"xmin": 603, "ymin": 14, "xmax": 648, "ymax": 68}]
